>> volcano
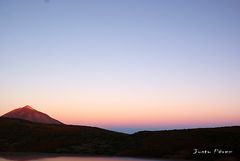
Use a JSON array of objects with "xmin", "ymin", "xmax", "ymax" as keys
[{"xmin": 1, "ymin": 105, "xmax": 63, "ymax": 125}]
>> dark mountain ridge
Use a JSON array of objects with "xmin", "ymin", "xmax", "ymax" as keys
[{"xmin": 0, "ymin": 117, "xmax": 239, "ymax": 161}]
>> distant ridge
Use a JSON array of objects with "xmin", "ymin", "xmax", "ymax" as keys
[
  {"xmin": 0, "ymin": 117, "xmax": 239, "ymax": 161},
  {"xmin": 1, "ymin": 105, "xmax": 63, "ymax": 125}
]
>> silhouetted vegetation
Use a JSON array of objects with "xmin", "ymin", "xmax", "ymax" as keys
[{"xmin": 0, "ymin": 117, "xmax": 239, "ymax": 161}]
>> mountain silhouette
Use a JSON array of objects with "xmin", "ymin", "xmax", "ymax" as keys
[
  {"xmin": 0, "ymin": 106, "xmax": 240, "ymax": 160},
  {"xmin": 0, "ymin": 117, "xmax": 239, "ymax": 161},
  {"xmin": 1, "ymin": 105, "xmax": 62, "ymax": 125}
]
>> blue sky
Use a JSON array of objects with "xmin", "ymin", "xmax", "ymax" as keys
[{"xmin": 0, "ymin": 0, "xmax": 240, "ymax": 133}]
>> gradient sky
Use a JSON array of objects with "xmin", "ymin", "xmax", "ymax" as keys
[{"xmin": 0, "ymin": 0, "xmax": 240, "ymax": 133}]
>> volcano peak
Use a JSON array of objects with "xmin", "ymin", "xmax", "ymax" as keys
[
  {"xmin": 22, "ymin": 105, "xmax": 34, "ymax": 109},
  {"xmin": 1, "ymin": 105, "xmax": 63, "ymax": 125}
]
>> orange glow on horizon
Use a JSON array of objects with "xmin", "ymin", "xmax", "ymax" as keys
[{"xmin": 1, "ymin": 96, "xmax": 239, "ymax": 130}]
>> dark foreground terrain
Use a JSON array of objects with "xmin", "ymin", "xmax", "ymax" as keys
[{"xmin": 0, "ymin": 117, "xmax": 239, "ymax": 161}]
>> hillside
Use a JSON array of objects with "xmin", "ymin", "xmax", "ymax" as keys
[
  {"xmin": 125, "ymin": 127, "xmax": 240, "ymax": 160},
  {"xmin": 0, "ymin": 117, "xmax": 239, "ymax": 161},
  {"xmin": 0, "ymin": 117, "xmax": 128, "ymax": 155}
]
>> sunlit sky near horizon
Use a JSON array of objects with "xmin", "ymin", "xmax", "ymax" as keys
[{"xmin": 0, "ymin": 0, "xmax": 240, "ymax": 133}]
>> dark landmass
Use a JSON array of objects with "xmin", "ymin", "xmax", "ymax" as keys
[{"xmin": 0, "ymin": 117, "xmax": 239, "ymax": 161}]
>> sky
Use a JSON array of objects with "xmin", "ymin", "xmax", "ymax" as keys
[{"xmin": 0, "ymin": 0, "xmax": 240, "ymax": 133}]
